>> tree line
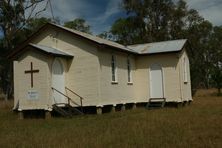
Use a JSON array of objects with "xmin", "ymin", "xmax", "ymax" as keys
[{"xmin": 0, "ymin": 0, "xmax": 221, "ymax": 100}]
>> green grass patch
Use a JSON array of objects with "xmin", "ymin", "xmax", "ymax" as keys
[{"xmin": 0, "ymin": 92, "xmax": 221, "ymax": 147}]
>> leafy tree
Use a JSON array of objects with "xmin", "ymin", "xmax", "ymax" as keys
[
  {"xmin": 109, "ymin": 0, "xmax": 220, "ymax": 95},
  {"xmin": 26, "ymin": 17, "xmax": 54, "ymax": 33},
  {"xmin": 0, "ymin": 0, "xmax": 47, "ymax": 50},
  {"xmin": 97, "ymin": 31, "xmax": 114, "ymax": 41},
  {"xmin": 122, "ymin": 0, "xmax": 175, "ymax": 42},
  {"xmin": 184, "ymin": 20, "xmax": 213, "ymax": 92},
  {"xmin": 0, "ymin": 0, "xmax": 48, "ymax": 100},
  {"xmin": 64, "ymin": 18, "xmax": 91, "ymax": 34},
  {"xmin": 169, "ymin": 0, "xmax": 187, "ymax": 39},
  {"xmin": 111, "ymin": 17, "xmax": 145, "ymax": 45},
  {"xmin": 209, "ymin": 26, "xmax": 222, "ymax": 95}
]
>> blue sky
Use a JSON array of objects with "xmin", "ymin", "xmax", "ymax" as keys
[
  {"xmin": 0, "ymin": 0, "xmax": 222, "ymax": 37},
  {"xmin": 33, "ymin": 0, "xmax": 127, "ymax": 34}
]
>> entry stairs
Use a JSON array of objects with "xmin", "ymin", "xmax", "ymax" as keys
[
  {"xmin": 146, "ymin": 98, "xmax": 166, "ymax": 109},
  {"xmin": 52, "ymin": 87, "xmax": 84, "ymax": 117}
]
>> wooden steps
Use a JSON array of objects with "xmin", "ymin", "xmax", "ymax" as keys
[
  {"xmin": 52, "ymin": 103, "xmax": 83, "ymax": 117},
  {"xmin": 146, "ymin": 98, "xmax": 166, "ymax": 109},
  {"xmin": 51, "ymin": 87, "xmax": 84, "ymax": 117}
]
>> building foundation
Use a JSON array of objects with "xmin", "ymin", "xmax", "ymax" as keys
[
  {"xmin": 132, "ymin": 103, "xmax": 137, "ymax": 109},
  {"xmin": 121, "ymin": 104, "xmax": 126, "ymax": 111},
  {"xmin": 18, "ymin": 111, "xmax": 24, "ymax": 120},
  {"xmin": 96, "ymin": 107, "xmax": 102, "ymax": 115},
  {"xmin": 45, "ymin": 111, "xmax": 51, "ymax": 119},
  {"xmin": 111, "ymin": 105, "xmax": 116, "ymax": 113}
]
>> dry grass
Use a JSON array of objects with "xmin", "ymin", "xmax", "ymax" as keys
[{"xmin": 0, "ymin": 89, "xmax": 221, "ymax": 148}]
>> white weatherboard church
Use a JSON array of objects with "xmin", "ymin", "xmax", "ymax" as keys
[{"xmin": 9, "ymin": 23, "xmax": 192, "ymax": 117}]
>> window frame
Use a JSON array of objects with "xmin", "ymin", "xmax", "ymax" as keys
[
  {"xmin": 183, "ymin": 56, "xmax": 188, "ymax": 83},
  {"xmin": 127, "ymin": 58, "xmax": 133, "ymax": 84},
  {"xmin": 111, "ymin": 55, "xmax": 118, "ymax": 83}
]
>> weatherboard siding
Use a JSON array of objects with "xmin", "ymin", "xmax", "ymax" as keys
[
  {"xmin": 33, "ymin": 28, "xmax": 100, "ymax": 106},
  {"xmin": 13, "ymin": 26, "xmax": 192, "ymax": 111},
  {"xmin": 14, "ymin": 49, "xmax": 52, "ymax": 110},
  {"xmin": 98, "ymin": 50, "xmax": 137, "ymax": 106},
  {"xmin": 13, "ymin": 61, "xmax": 19, "ymax": 109},
  {"xmin": 135, "ymin": 54, "xmax": 181, "ymax": 102},
  {"xmin": 179, "ymin": 50, "xmax": 192, "ymax": 101}
]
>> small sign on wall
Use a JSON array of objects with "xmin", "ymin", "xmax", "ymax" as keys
[{"xmin": 27, "ymin": 90, "xmax": 39, "ymax": 100}]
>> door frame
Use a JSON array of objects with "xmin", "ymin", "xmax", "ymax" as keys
[
  {"xmin": 51, "ymin": 58, "xmax": 66, "ymax": 104},
  {"xmin": 149, "ymin": 63, "xmax": 165, "ymax": 99}
]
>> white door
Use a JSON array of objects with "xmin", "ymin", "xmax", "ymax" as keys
[
  {"xmin": 150, "ymin": 64, "xmax": 164, "ymax": 98},
  {"xmin": 52, "ymin": 59, "xmax": 66, "ymax": 104}
]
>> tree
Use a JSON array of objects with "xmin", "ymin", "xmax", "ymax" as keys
[
  {"xmin": 97, "ymin": 31, "xmax": 114, "ymax": 41},
  {"xmin": 182, "ymin": 20, "xmax": 213, "ymax": 93},
  {"xmin": 26, "ymin": 17, "xmax": 54, "ymax": 32},
  {"xmin": 110, "ymin": 17, "xmax": 145, "ymax": 45},
  {"xmin": 64, "ymin": 18, "xmax": 91, "ymax": 34},
  {"xmin": 122, "ymin": 0, "xmax": 175, "ymax": 42},
  {"xmin": 209, "ymin": 26, "xmax": 222, "ymax": 95},
  {"xmin": 0, "ymin": 0, "xmax": 48, "ymax": 50},
  {"xmin": 0, "ymin": 0, "xmax": 48, "ymax": 100},
  {"xmin": 169, "ymin": 0, "xmax": 187, "ymax": 39},
  {"xmin": 109, "ymin": 0, "xmax": 219, "ymax": 95}
]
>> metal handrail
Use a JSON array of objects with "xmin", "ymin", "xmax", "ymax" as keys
[
  {"xmin": 51, "ymin": 87, "xmax": 80, "ymax": 107},
  {"xmin": 65, "ymin": 87, "xmax": 84, "ymax": 112},
  {"xmin": 65, "ymin": 87, "xmax": 84, "ymax": 100}
]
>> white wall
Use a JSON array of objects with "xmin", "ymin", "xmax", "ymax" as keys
[
  {"xmin": 14, "ymin": 49, "xmax": 53, "ymax": 110},
  {"xmin": 14, "ymin": 26, "xmax": 192, "ymax": 111},
  {"xmin": 98, "ymin": 49, "xmax": 136, "ymax": 106}
]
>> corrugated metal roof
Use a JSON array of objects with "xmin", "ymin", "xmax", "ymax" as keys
[
  {"xmin": 8, "ymin": 23, "xmax": 188, "ymax": 59},
  {"xmin": 127, "ymin": 39, "xmax": 187, "ymax": 54},
  {"xmin": 51, "ymin": 23, "xmax": 137, "ymax": 53},
  {"xmin": 29, "ymin": 43, "xmax": 74, "ymax": 57},
  {"xmin": 48, "ymin": 23, "xmax": 187, "ymax": 55}
]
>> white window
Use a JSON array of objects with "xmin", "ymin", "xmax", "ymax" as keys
[
  {"xmin": 183, "ymin": 56, "xmax": 188, "ymax": 83},
  {"xmin": 127, "ymin": 58, "xmax": 132, "ymax": 83},
  {"xmin": 111, "ymin": 55, "xmax": 117, "ymax": 82}
]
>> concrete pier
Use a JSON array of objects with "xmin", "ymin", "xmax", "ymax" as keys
[
  {"xmin": 111, "ymin": 105, "xmax": 116, "ymax": 113},
  {"xmin": 121, "ymin": 104, "xmax": 126, "ymax": 111},
  {"xmin": 45, "ymin": 111, "xmax": 51, "ymax": 119},
  {"xmin": 132, "ymin": 103, "xmax": 137, "ymax": 110},
  {"xmin": 96, "ymin": 107, "xmax": 102, "ymax": 115},
  {"xmin": 18, "ymin": 111, "xmax": 24, "ymax": 120}
]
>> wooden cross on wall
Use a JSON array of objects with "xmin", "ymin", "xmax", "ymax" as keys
[{"xmin": 24, "ymin": 62, "xmax": 39, "ymax": 88}]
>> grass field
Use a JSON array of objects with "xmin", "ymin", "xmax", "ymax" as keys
[{"xmin": 0, "ymin": 89, "xmax": 221, "ymax": 148}]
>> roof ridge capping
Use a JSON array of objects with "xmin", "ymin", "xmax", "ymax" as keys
[
  {"xmin": 47, "ymin": 23, "xmax": 137, "ymax": 54},
  {"xmin": 128, "ymin": 39, "xmax": 187, "ymax": 46},
  {"xmin": 8, "ymin": 22, "xmax": 188, "ymax": 59},
  {"xmin": 43, "ymin": 23, "xmax": 188, "ymax": 55}
]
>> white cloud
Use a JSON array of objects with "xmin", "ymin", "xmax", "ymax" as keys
[
  {"xmin": 36, "ymin": 0, "xmax": 122, "ymax": 33},
  {"xmin": 43, "ymin": 0, "xmax": 89, "ymax": 22},
  {"xmin": 87, "ymin": 0, "xmax": 122, "ymax": 34},
  {"xmin": 28, "ymin": 0, "xmax": 93, "ymax": 23},
  {"xmin": 90, "ymin": 0, "xmax": 121, "ymax": 23},
  {"xmin": 25, "ymin": 0, "xmax": 222, "ymax": 35},
  {"xmin": 185, "ymin": 0, "xmax": 222, "ymax": 26}
]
